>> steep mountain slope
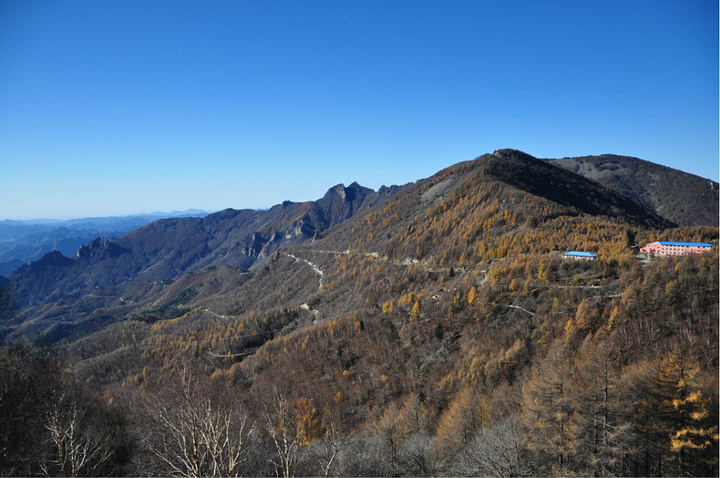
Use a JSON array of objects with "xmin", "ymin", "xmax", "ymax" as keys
[
  {"xmin": 483, "ymin": 150, "xmax": 672, "ymax": 227},
  {"xmin": 3, "ymin": 183, "xmax": 398, "ymax": 341},
  {"xmin": 318, "ymin": 149, "xmax": 673, "ymax": 267},
  {"xmin": 11, "ymin": 183, "xmax": 380, "ymax": 298},
  {"xmin": 1, "ymin": 150, "xmax": 717, "ymax": 477},
  {"xmin": 544, "ymin": 154, "xmax": 719, "ymax": 227},
  {"xmin": 2, "ymin": 151, "xmax": 692, "ymax": 345}
]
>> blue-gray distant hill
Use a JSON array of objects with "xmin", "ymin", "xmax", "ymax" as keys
[{"xmin": 0, "ymin": 210, "xmax": 208, "ymax": 275}]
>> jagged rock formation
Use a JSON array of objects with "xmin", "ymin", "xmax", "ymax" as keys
[{"xmin": 7, "ymin": 182, "xmax": 399, "ymax": 312}]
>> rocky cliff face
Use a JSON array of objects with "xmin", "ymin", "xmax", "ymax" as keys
[
  {"xmin": 8, "ymin": 182, "xmax": 398, "ymax": 310},
  {"xmin": 76, "ymin": 237, "xmax": 130, "ymax": 260}
]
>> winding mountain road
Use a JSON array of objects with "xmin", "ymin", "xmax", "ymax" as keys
[{"xmin": 285, "ymin": 252, "xmax": 324, "ymax": 290}]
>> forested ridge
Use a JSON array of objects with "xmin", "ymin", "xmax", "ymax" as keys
[
  {"xmin": 545, "ymin": 154, "xmax": 719, "ymax": 228},
  {"xmin": 1, "ymin": 150, "xmax": 717, "ymax": 476}
]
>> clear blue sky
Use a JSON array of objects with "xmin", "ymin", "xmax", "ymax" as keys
[{"xmin": 1, "ymin": 0, "xmax": 717, "ymax": 220}]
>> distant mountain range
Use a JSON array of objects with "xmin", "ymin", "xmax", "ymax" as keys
[
  {"xmin": 0, "ymin": 210, "xmax": 208, "ymax": 275},
  {"xmin": 2, "ymin": 149, "xmax": 717, "ymax": 343},
  {"xmin": 8, "ymin": 183, "xmax": 394, "ymax": 300},
  {"xmin": 1, "ymin": 150, "xmax": 716, "ymax": 478}
]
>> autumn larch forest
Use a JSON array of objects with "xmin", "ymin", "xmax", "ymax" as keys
[{"xmin": 0, "ymin": 150, "xmax": 717, "ymax": 477}]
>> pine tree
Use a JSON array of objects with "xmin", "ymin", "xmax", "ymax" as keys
[
  {"xmin": 435, "ymin": 386, "xmax": 485, "ymax": 451},
  {"xmin": 569, "ymin": 333, "xmax": 629, "ymax": 477},
  {"xmin": 296, "ymin": 397, "xmax": 325, "ymax": 446},
  {"xmin": 411, "ymin": 301, "xmax": 421, "ymax": 319},
  {"xmin": 521, "ymin": 342, "xmax": 573, "ymax": 475},
  {"xmin": 656, "ymin": 350, "xmax": 718, "ymax": 476},
  {"xmin": 626, "ymin": 348, "xmax": 719, "ymax": 477}
]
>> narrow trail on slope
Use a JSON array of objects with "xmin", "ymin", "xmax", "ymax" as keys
[
  {"xmin": 507, "ymin": 305, "xmax": 535, "ymax": 317},
  {"xmin": 197, "ymin": 253, "xmax": 336, "ymax": 359},
  {"xmin": 202, "ymin": 251, "xmax": 327, "ymax": 359},
  {"xmin": 285, "ymin": 252, "xmax": 324, "ymax": 290},
  {"xmin": 199, "ymin": 249, "xmax": 494, "ymax": 359}
]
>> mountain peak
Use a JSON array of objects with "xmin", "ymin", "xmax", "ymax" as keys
[
  {"xmin": 469, "ymin": 149, "xmax": 672, "ymax": 229},
  {"xmin": 76, "ymin": 237, "xmax": 129, "ymax": 260},
  {"xmin": 545, "ymin": 154, "xmax": 719, "ymax": 226},
  {"xmin": 31, "ymin": 249, "xmax": 73, "ymax": 269},
  {"xmin": 324, "ymin": 182, "xmax": 373, "ymax": 203},
  {"xmin": 331, "ymin": 184, "xmax": 348, "ymax": 201},
  {"xmin": 492, "ymin": 148, "xmax": 536, "ymax": 162}
]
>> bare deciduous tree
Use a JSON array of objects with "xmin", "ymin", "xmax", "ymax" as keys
[
  {"xmin": 260, "ymin": 388, "xmax": 317, "ymax": 478},
  {"xmin": 307, "ymin": 409, "xmax": 350, "ymax": 477},
  {"xmin": 144, "ymin": 367, "xmax": 254, "ymax": 477},
  {"xmin": 41, "ymin": 390, "xmax": 112, "ymax": 477},
  {"xmin": 452, "ymin": 415, "xmax": 528, "ymax": 477},
  {"xmin": 398, "ymin": 432, "xmax": 441, "ymax": 477}
]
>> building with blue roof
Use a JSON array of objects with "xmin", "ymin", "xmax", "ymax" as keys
[
  {"xmin": 640, "ymin": 241, "xmax": 713, "ymax": 256},
  {"xmin": 563, "ymin": 251, "xmax": 598, "ymax": 260}
]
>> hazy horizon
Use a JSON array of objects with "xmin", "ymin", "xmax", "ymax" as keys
[
  {"xmin": 3, "ymin": 154, "xmax": 720, "ymax": 223},
  {"xmin": 1, "ymin": 208, "xmax": 211, "ymax": 223},
  {"xmin": 2, "ymin": 1, "xmax": 717, "ymax": 220}
]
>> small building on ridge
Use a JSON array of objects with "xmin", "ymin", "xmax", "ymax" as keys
[{"xmin": 563, "ymin": 251, "xmax": 598, "ymax": 260}]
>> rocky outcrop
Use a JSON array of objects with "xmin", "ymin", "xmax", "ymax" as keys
[
  {"xmin": 76, "ymin": 237, "xmax": 129, "ymax": 260},
  {"xmin": 8, "ymin": 182, "xmax": 400, "ymax": 309}
]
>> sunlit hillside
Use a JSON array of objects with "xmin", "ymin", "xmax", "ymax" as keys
[{"xmin": 1, "ymin": 150, "xmax": 717, "ymax": 477}]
